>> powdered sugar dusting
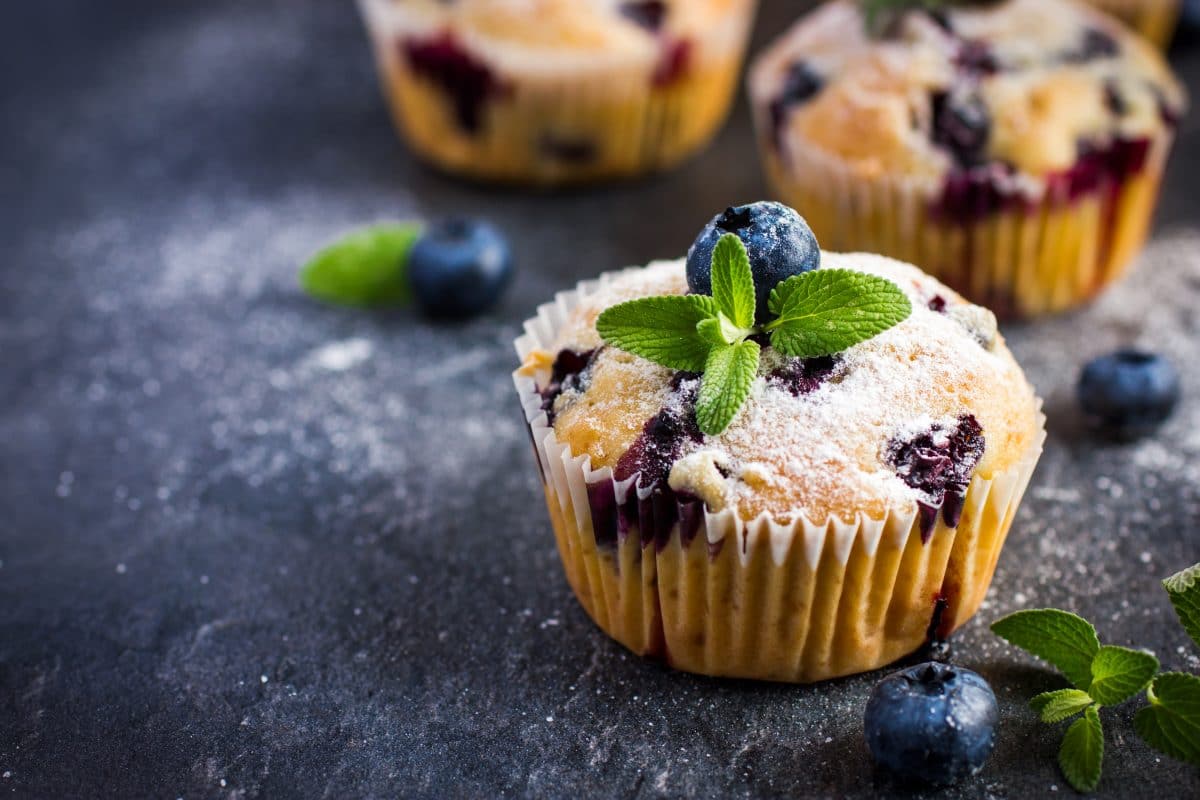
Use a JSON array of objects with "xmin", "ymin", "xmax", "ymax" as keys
[{"xmin": 535, "ymin": 254, "xmax": 1040, "ymax": 521}]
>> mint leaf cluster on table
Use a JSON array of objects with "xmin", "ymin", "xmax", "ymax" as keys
[
  {"xmin": 596, "ymin": 203, "xmax": 912, "ymax": 436},
  {"xmin": 991, "ymin": 562, "xmax": 1200, "ymax": 792}
]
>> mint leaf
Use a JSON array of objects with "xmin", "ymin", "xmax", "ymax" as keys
[
  {"xmin": 300, "ymin": 223, "xmax": 421, "ymax": 307},
  {"xmin": 695, "ymin": 340, "xmax": 759, "ymax": 436},
  {"xmin": 1134, "ymin": 672, "xmax": 1200, "ymax": 766},
  {"xmin": 1087, "ymin": 645, "xmax": 1159, "ymax": 706},
  {"xmin": 1164, "ymin": 562, "xmax": 1200, "ymax": 651},
  {"xmin": 766, "ymin": 269, "xmax": 911, "ymax": 358},
  {"xmin": 596, "ymin": 295, "xmax": 717, "ymax": 372},
  {"xmin": 1059, "ymin": 705, "xmax": 1104, "ymax": 793},
  {"xmin": 709, "ymin": 234, "xmax": 756, "ymax": 330},
  {"xmin": 991, "ymin": 609, "xmax": 1101, "ymax": 690},
  {"xmin": 1031, "ymin": 689, "xmax": 1094, "ymax": 723},
  {"xmin": 697, "ymin": 313, "xmax": 745, "ymax": 347}
]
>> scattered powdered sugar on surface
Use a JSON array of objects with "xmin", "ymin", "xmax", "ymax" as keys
[
  {"xmin": 539, "ymin": 253, "xmax": 1038, "ymax": 520},
  {"xmin": 306, "ymin": 338, "xmax": 374, "ymax": 372}
]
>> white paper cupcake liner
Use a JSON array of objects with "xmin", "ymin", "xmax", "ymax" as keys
[{"xmin": 513, "ymin": 270, "xmax": 1046, "ymax": 682}]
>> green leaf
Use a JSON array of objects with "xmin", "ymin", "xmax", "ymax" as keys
[
  {"xmin": 991, "ymin": 609, "xmax": 1101, "ymax": 690},
  {"xmin": 696, "ymin": 313, "xmax": 745, "ymax": 347},
  {"xmin": 695, "ymin": 340, "xmax": 759, "ymax": 436},
  {"xmin": 1134, "ymin": 672, "xmax": 1200, "ymax": 766},
  {"xmin": 1087, "ymin": 645, "xmax": 1159, "ymax": 706},
  {"xmin": 1163, "ymin": 562, "xmax": 1200, "ymax": 651},
  {"xmin": 709, "ymin": 234, "xmax": 756, "ymax": 330},
  {"xmin": 1031, "ymin": 689, "xmax": 1094, "ymax": 724},
  {"xmin": 596, "ymin": 295, "xmax": 718, "ymax": 372},
  {"xmin": 766, "ymin": 269, "xmax": 912, "ymax": 358},
  {"xmin": 1059, "ymin": 705, "xmax": 1104, "ymax": 793},
  {"xmin": 300, "ymin": 223, "xmax": 421, "ymax": 307}
]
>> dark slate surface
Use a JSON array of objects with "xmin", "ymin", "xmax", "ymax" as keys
[{"xmin": 2, "ymin": 1, "xmax": 1200, "ymax": 798}]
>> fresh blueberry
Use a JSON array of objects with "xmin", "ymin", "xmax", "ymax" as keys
[
  {"xmin": 1078, "ymin": 349, "xmax": 1180, "ymax": 437},
  {"xmin": 865, "ymin": 662, "xmax": 998, "ymax": 786},
  {"xmin": 931, "ymin": 91, "xmax": 991, "ymax": 168},
  {"xmin": 685, "ymin": 202, "xmax": 820, "ymax": 324},
  {"xmin": 409, "ymin": 218, "xmax": 513, "ymax": 318}
]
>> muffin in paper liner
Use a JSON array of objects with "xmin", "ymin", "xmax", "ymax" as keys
[
  {"xmin": 512, "ymin": 267, "xmax": 1046, "ymax": 683},
  {"xmin": 1085, "ymin": 0, "xmax": 1181, "ymax": 48},
  {"xmin": 749, "ymin": 0, "xmax": 1186, "ymax": 319},
  {"xmin": 358, "ymin": 0, "xmax": 757, "ymax": 185},
  {"xmin": 757, "ymin": 130, "xmax": 1174, "ymax": 319}
]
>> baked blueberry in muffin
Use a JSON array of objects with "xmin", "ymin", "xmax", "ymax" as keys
[
  {"xmin": 515, "ymin": 204, "xmax": 1044, "ymax": 682},
  {"xmin": 749, "ymin": 0, "xmax": 1186, "ymax": 317},
  {"xmin": 359, "ymin": 0, "xmax": 758, "ymax": 183}
]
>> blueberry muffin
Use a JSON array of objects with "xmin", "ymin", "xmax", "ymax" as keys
[
  {"xmin": 513, "ymin": 209, "xmax": 1044, "ymax": 683},
  {"xmin": 749, "ymin": 0, "xmax": 1185, "ymax": 317},
  {"xmin": 359, "ymin": 0, "xmax": 758, "ymax": 184},
  {"xmin": 1085, "ymin": 0, "xmax": 1181, "ymax": 48}
]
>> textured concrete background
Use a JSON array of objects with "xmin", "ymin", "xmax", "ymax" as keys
[{"xmin": 2, "ymin": 1, "xmax": 1199, "ymax": 797}]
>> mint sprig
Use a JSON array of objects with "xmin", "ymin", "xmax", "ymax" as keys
[
  {"xmin": 1059, "ymin": 705, "xmax": 1104, "ymax": 793},
  {"xmin": 300, "ymin": 223, "xmax": 422, "ymax": 307},
  {"xmin": 1135, "ymin": 672, "xmax": 1200, "ymax": 766},
  {"xmin": 766, "ymin": 269, "xmax": 913, "ymax": 358},
  {"xmin": 1164, "ymin": 562, "xmax": 1200, "ymax": 649},
  {"xmin": 595, "ymin": 295, "xmax": 717, "ymax": 372},
  {"xmin": 991, "ymin": 609, "xmax": 1099, "ymax": 691},
  {"xmin": 595, "ymin": 235, "xmax": 912, "ymax": 435},
  {"xmin": 992, "ymin": 561, "xmax": 1200, "ymax": 791}
]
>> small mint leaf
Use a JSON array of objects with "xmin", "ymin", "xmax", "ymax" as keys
[
  {"xmin": 1163, "ymin": 562, "xmax": 1200, "ymax": 652},
  {"xmin": 1031, "ymin": 689, "xmax": 1094, "ymax": 724},
  {"xmin": 300, "ymin": 223, "xmax": 421, "ymax": 307},
  {"xmin": 1134, "ymin": 672, "xmax": 1200, "ymax": 766},
  {"xmin": 992, "ymin": 609, "xmax": 1100, "ymax": 690},
  {"xmin": 1087, "ymin": 645, "xmax": 1159, "ymax": 706},
  {"xmin": 1059, "ymin": 705, "xmax": 1104, "ymax": 793},
  {"xmin": 596, "ymin": 295, "xmax": 717, "ymax": 372},
  {"xmin": 695, "ymin": 340, "xmax": 759, "ymax": 436},
  {"xmin": 696, "ymin": 317, "xmax": 728, "ymax": 347},
  {"xmin": 710, "ymin": 234, "xmax": 756, "ymax": 330},
  {"xmin": 697, "ymin": 313, "xmax": 748, "ymax": 347},
  {"xmin": 767, "ymin": 269, "xmax": 911, "ymax": 358}
]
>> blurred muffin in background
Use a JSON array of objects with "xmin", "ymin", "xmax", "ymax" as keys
[
  {"xmin": 1085, "ymin": 0, "xmax": 1180, "ymax": 48},
  {"xmin": 749, "ymin": 0, "xmax": 1186, "ymax": 318},
  {"xmin": 359, "ymin": 0, "xmax": 758, "ymax": 185}
]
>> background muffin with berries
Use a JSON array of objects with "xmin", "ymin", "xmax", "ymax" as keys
[
  {"xmin": 749, "ymin": 0, "xmax": 1186, "ymax": 317},
  {"xmin": 359, "ymin": 0, "xmax": 759, "ymax": 184}
]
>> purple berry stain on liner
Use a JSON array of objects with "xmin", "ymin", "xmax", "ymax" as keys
[
  {"xmin": 886, "ymin": 415, "xmax": 985, "ymax": 543},
  {"xmin": 402, "ymin": 32, "xmax": 508, "ymax": 134},
  {"xmin": 585, "ymin": 375, "xmax": 707, "ymax": 553},
  {"xmin": 538, "ymin": 348, "xmax": 598, "ymax": 423}
]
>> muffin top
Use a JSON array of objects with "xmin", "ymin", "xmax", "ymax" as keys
[
  {"xmin": 520, "ymin": 254, "xmax": 1041, "ymax": 525},
  {"xmin": 749, "ymin": 0, "xmax": 1186, "ymax": 181},
  {"xmin": 371, "ymin": 0, "xmax": 751, "ymax": 59}
]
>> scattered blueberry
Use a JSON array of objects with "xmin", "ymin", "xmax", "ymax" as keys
[
  {"xmin": 865, "ymin": 662, "xmax": 999, "ymax": 786},
  {"xmin": 1078, "ymin": 349, "xmax": 1180, "ymax": 438},
  {"xmin": 686, "ymin": 202, "xmax": 821, "ymax": 324},
  {"xmin": 408, "ymin": 218, "xmax": 513, "ymax": 318}
]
